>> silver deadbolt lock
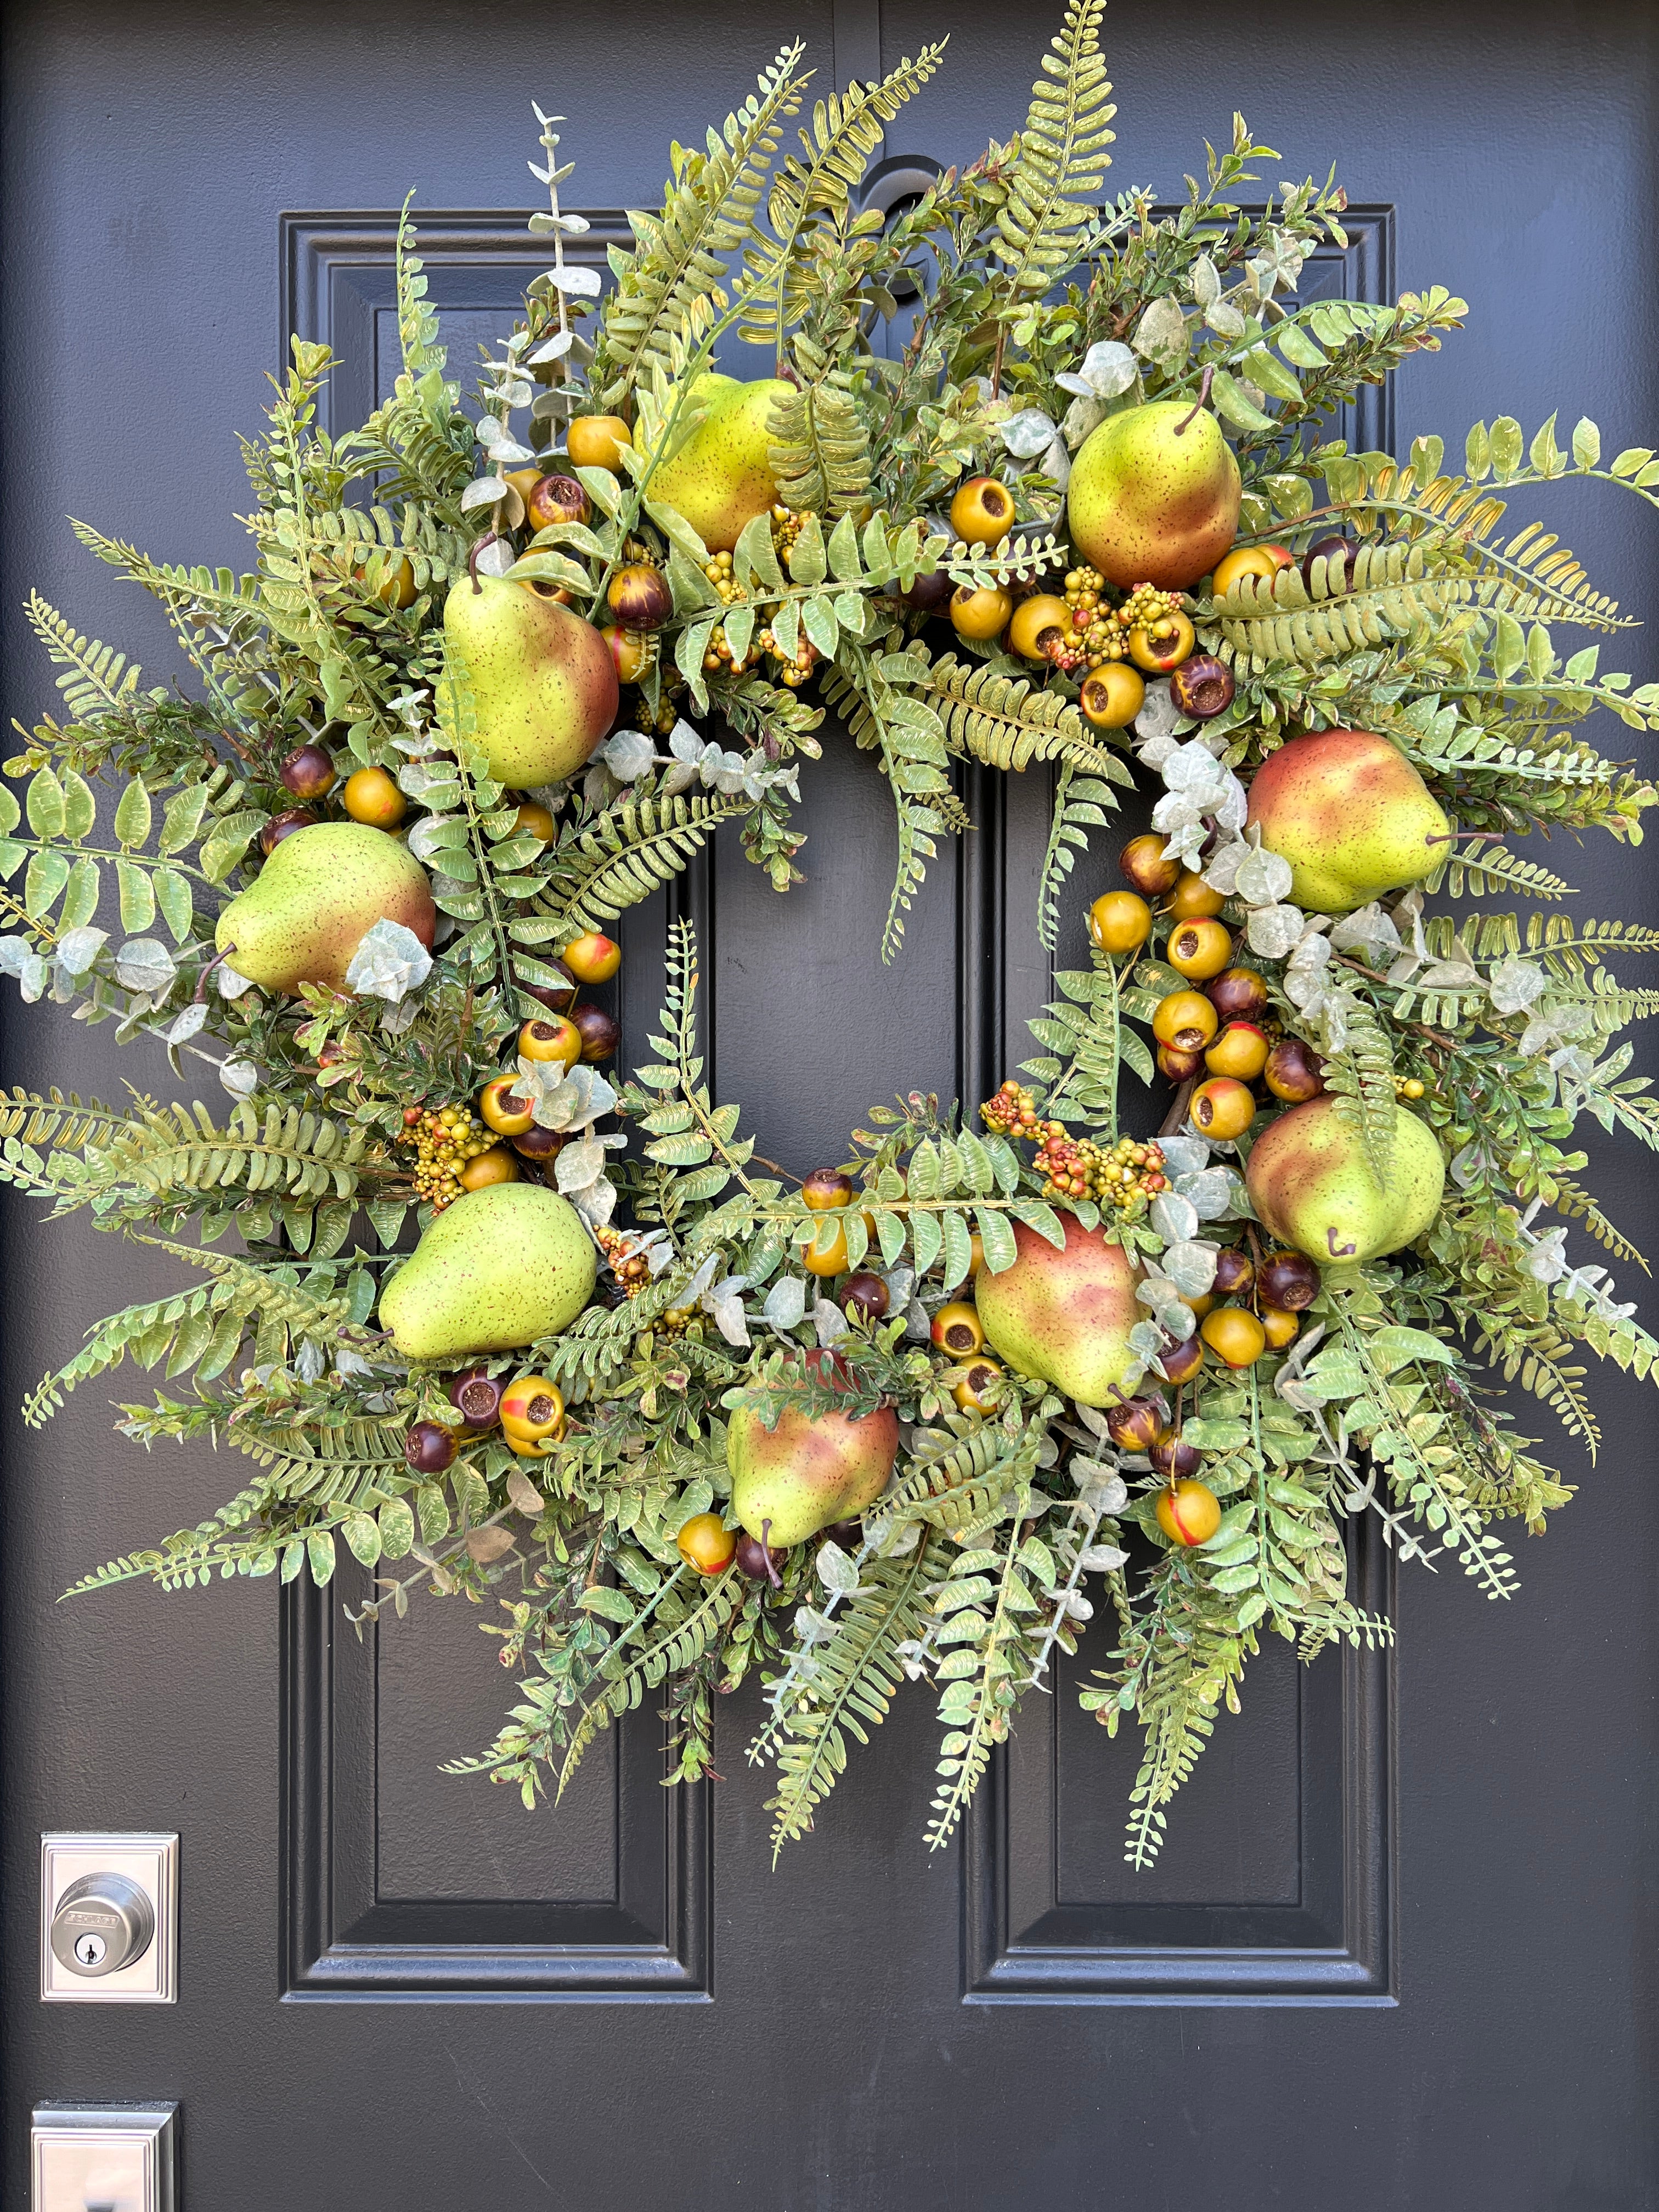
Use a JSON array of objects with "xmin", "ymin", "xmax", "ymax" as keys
[
  {"xmin": 50, "ymin": 1874, "xmax": 155, "ymax": 1979},
  {"xmin": 41, "ymin": 1835, "xmax": 177, "ymax": 2002}
]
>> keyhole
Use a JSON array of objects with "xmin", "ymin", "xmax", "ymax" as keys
[{"xmin": 74, "ymin": 1931, "xmax": 106, "ymax": 1968}]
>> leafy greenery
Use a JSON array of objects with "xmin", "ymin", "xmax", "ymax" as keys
[{"xmin": 5, "ymin": 10, "xmax": 1655, "ymax": 1870}]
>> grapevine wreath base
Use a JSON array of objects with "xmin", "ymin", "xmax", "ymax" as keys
[{"xmin": 6, "ymin": 5, "xmax": 1659, "ymax": 1862}]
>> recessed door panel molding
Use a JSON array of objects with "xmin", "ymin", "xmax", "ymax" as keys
[
  {"xmin": 963, "ymin": 1513, "xmax": 1394, "ymax": 2002},
  {"xmin": 280, "ymin": 1565, "xmax": 710, "ymax": 2001},
  {"xmin": 281, "ymin": 209, "xmax": 635, "ymax": 435}
]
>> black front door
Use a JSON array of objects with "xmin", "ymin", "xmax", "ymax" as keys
[{"xmin": 4, "ymin": 2, "xmax": 1656, "ymax": 2204}]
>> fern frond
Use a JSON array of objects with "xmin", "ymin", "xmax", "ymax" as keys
[
  {"xmin": 740, "ymin": 43, "xmax": 948, "ymax": 358},
  {"xmin": 765, "ymin": 373, "xmax": 872, "ymax": 516},
  {"xmin": 24, "ymin": 594, "xmax": 148, "ymax": 723},
  {"xmin": 1429, "ymin": 841, "xmax": 1574, "ymax": 901},
  {"xmin": 993, "ymin": 0, "xmax": 1116, "ymax": 301},
  {"xmin": 557, "ymin": 1570, "xmax": 745, "ymax": 1795},
  {"xmin": 594, "ymin": 44, "xmax": 808, "ymax": 404},
  {"xmin": 1038, "ymin": 766, "xmax": 1118, "ymax": 952},
  {"xmin": 1121, "ymin": 1571, "xmax": 1249, "ymax": 1868},
  {"xmin": 917, "ymin": 650, "xmax": 1131, "ymax": 780},
  {"xmin": 1466, "ymin": 1311, "xmax": 1600, "ymax": 1454},
  {"xmin": 52, "ymin": 1098, "xmax": 369, "ymax": 1216},
  {"xmin": 766, "ymin": 1535, "xmax": 941, "ymax": 1854},
  {"xmin": 1321, "ymin": 994, "xmax": 1397, "ymax": 1181},
  {"xmin": 819, "ymin": 648, "xmax": 958, "ymax": 961},
  {"xmin": 1543, "ymin": 1175, "xmax": 1647, "ymax": 1268},
  {"xmin": 69, "ymin": 523, "xmax": 264, "ymax": 628},
  {"xmin": 534, "ymin": 793, "xmax": 753, "ymax": 936},
  {"xmin": 26, "ymin": 1244, "xmax": 352, "ymax": 1426}
]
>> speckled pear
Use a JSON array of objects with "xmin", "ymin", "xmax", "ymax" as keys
[
  {"xmin": 647, "ymin": 374, "xmax": 794, "ymax": 552},
  {"xmin": 1066, "ymin": 398, "xmax": 1242, "ymax": 590},
  {"xmin": 1245, "ymin": 1096, "xmax": 1444, "ymax": 1266},
  {"xmin": 442, "ymin": 573, "xmax": 617, "ymax": 787},
  {"xmin": 215, "ymin": 821, "xmax": 435, "ymax": 995},
  {"xmin": 975, "ymin": 1212, "xmax": 1141, "ymax": 1407},
  {"xmin": 727, "ymin": 1350, "xmax": 899, "ymax": 1547},
  {"xmin": 379, "ymin": 1182, "xmax": 597, "ymax": 1362},
  {"xmin": 1244, "ymin": 728, "xmax": 1450, "ymax": 914}
]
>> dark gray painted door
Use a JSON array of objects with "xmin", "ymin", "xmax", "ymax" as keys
[{"xmin": 4, "ymin": 2, "xmax": 1656, "ymax": 2204}]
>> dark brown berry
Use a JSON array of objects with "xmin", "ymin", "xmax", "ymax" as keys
[
  {"xmin": 1159, "ymin": 1333, "xmax": 1205, "ymax": 1385},
  {"xmin": 1263, "ymin": 1037, "xmax": 1325, "ymax": 1103},
  {"xmin": 449, "ymin": 1369, "xmax": 503, "ymax": 1431},
  {"xmin": 511, "ymin": 1125, "xmax": 566, "ymax": 1160},
  {"xmin": 279, "ymin": 743, "xmax": 337, "ymax": 800},
  {"xmin": 261, "ymin": 806, "xmax": 315, "ymax": 856},
  {"xmin": 1118, "ymin": 833, "xmax": 1182, "ymax": 898},
  {"xmin": 1149, "ymin": 1431, "xmax": 1201, "ymax": 1480},
  {"xmin": 840, "ymin": 1271, "xmax": 889, "ymax": 1322},
  {"xmin": 1156, "ymin": 1042, "xmax": 1206, "ymax": 1082},
  {"xmin": 526, "ymin": 473, "xmax": 590, "ymax": 530},
  {"xmin": 405, "ymin": 1420, "xmax": 459, "ymax": 1475},
  {"xmin": 1211, "ymin": 1247, "xmax": 1254, "ymax": 1301},
  {"xmin": 569, "ymin": 1003, "xmax": 620, "ymax": 1063},
  {"xmin": 802, "ymin": 1168, "xmax": 854, "ymax": 1210},
  {"xmin": 1169, "ymin": 654, "xmax": 1236, "ymax": 720},
  {"xmin": 605, "ymin": 564, "xmax": 673, "ymax": 631},
  {"xmin": 1258, "ymin": 1251, "xmax": 1320, "ymax": 1311},
  {"xmin": 518, "ymin": 969, "xmax": 577, "ymax": 1015},
  {"xmin": 901, "ymin": 566, "xmax": 954, "ymax": 613},
  {"xmin": 1206, "ymin": 967, "xmax": 1269, "ymax": 1021},
  {"xmin": 1105, "ymin": 1395, "xmax": 1163, "ymax": 1452}
]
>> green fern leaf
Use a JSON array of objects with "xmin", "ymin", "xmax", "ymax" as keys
[{"xmin": 993, "ymin": 0, "xmax": 1116, "ymax": 300}]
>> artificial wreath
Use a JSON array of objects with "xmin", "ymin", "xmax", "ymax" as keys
[{"xmin": 8, "ymin": 4, "xmax": 1659, "ymax": 1864}]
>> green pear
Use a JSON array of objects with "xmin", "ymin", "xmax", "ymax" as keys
[
  {"xmin": 442, "ymin": 574, "xmax": 617, "ymax": 787},
  {"xmin": 1066, "ymin": 398, "xmax": 1242, "ymax": 590},
  {"xmin": 647, "ymin": 374, "xmax": 794, "ymax": 552},
  {"xmin": 379, "ymin": 1182, "xmax": 596, "ymax": 1362},
  {"xmin": 1245, "ymin": 1096, "xmax": 1444, "ymax": 1266},
  {"xmin": 975, "ymin": 1213, "xmax": 1140, "ymax": 1407},
  {"xmin": 1245, "ymin": 729, "xmax": 1449, "ymax": 913},
  {"xmin": 215, "ymin": 821, "xmax": 435, "ymax": 995},
  {"xmin": 727, "ymin": 1350, "xmax": 900, "ymax": 1547}
]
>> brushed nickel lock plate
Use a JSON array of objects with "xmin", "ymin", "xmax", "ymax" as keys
[
  {"xmin": 31, "ymin": 2104, "xmax": 177, "ymax": 2212},
  {"xmin": 40, "ymin": 1835, "xmax": 178, "ymax": 2004}
]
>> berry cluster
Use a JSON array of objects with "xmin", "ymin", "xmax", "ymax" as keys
[
  {"xmin": 595, "ymin": 1224, "xmax": 653, "ymax": 1296},
  {"xmin": 1116, "ymin": 582, "xmax": 1185, "ymax": 635},
  {"xmin": 701, "ymin": 622, "xmax": 817, "ymax": 686},
  {"xmin": 632, "ymin": 692, "xmax": 680, "ymax": 737},
  {"xmin": 1059, "ymin": 572, "xmax": 1188, "ymax": 670},
  {"xmin": 1061, "ymin": 566, "xmax": 1127, "ymax": 664},
  {"xmin": 702, "ymin": 550, "xmax": 742, "ymax": 607},
  {"xmin": 1392, "ymin": 1073, "xmax": 1427, "ymax": 1099},
  {"xmin": 1034, "ymin": 1129, "xmax": 1169, "ymax": 1212},
  {"xmin": 979, "ymin": 1080, "xmax": 1045, "ymax": 1138},
  {"xmin": 770, "ymin": 505, "xmax": 806, "ymax": 560},
  {"xmin": 399, "ymin": 1105, "xmax": 495, "ymax": 1210}
]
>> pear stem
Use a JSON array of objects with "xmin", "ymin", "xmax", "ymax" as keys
[
  {"xmin": 1425, "ymin": 830, "xmax": 1501, "ymax": 845},
  {"xmin": 760, "ymin": 1520, "xmax": 782, "ymax": 1590},
  {"xmin": 467, "ymin": 532, "xmax": 499, "ymax": 593},
  {"xmin": 1175, "ymin": 365, "xmax": 1215, "ymax": 437}
]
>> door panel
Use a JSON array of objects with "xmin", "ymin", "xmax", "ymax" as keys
[{"xmin": 4, "ymin": 1, "xmax": 1656, "ymax": 2205}]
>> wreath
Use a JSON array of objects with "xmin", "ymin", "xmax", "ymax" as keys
[{"xmin": 9, "ymin": 4, "xmax": 1659, "ymax": 1866}]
